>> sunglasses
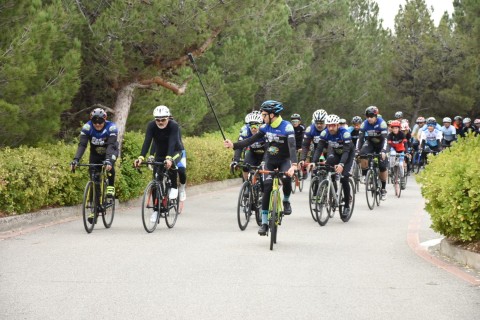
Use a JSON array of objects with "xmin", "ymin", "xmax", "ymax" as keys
[
  {"xmin": 315, "ymin": 121, "xmax": 324, "ymax": 125},
  {"xmin": 92, "ymin": 118, "xmax": 105, "ymax": 124},
  {"xmin": 249, "ymin": 124, "xmax": 259, "ymax": 129},
  {"xmin": 291, "ymin": 120, "xmax": 300, "ymax": 123},
  {"xmin": 155, "ymin": 118, "xmax": 168, "ymax": 123}
]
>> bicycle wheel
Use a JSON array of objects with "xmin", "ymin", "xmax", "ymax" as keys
[
  {"xmin": 365, "ymin": 170, "xmax": 376, "ymax": 210},
  {"xmin": 339, "ymin": 179, "xmax": 355, "ymax": 222},
  {"xmin": 253, "ymin": 182, "xmax": 262, "ymax": 227},
  {"xmin": 164, "ymin": 182, "xmax": 179, "ymax": 228},
  {"xmin": 298, "ymin": 169, "xmax": 304, "ymax": 192},
  {"xmin": 237, "ymin": 181, "xmax": 252, "ymax": 231},
  {"xmin": 394, "ymin": 166, "xmax": 401, "ymax": 198},
  {"xmin": 375, "ymin": 174, "xmax": 382, "ymax": 206},
  {"xmin": 142, "ymin": 181, "xmax": 159, "ymax": 233},
  {"xmin": 269, "ymin": 191, "xmax": 278, "ymax": 250},
  {"xmin": 102, "ymin": 181, "xmax": 115, "ymax": 228},
  {"xmin": 291, "ymin": 173, "xmax": 297, "ymax": 194},
  {"xmin": 309, "ymin": 177, "xmax": 320, "ymax": 222},
  {"xmin": 82, "ymin": 181, "xmax": 96, "ymax": 233},
  {"xmin": 315, "ymin": 180, "xmax": 330, "ymax": 226},
  {"xmin": 353, "ymin": 162, "xmax": 360, "ymax": 193}
]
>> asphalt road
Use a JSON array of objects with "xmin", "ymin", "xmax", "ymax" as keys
[{"xmin": 1, "ymin": 178, "xmax": 479, "ymax": 319}]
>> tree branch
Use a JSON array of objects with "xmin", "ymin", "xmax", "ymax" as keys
[
  {"xmin": 139, "ymin": 76, "xmax": 192, "ymax": 95},
  {"xmin": 158, "ymin": 28, "xmax": 222, "ymax": 69}
]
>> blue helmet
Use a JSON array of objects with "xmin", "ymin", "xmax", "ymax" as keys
[{"xmin": 260, "ymin": 100, "xmax": 284, "ymax": 115}]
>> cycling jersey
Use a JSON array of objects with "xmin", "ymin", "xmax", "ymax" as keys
[
  {"xmin": 140, "ymin": 119, "xmax": 183, "ymax": 160},
  {"xmin": 234, "ymin": 124, "xmax": 266, "ymax": 161},
  {"xmin": 301, "ymin": 124, "xmax": 325, "ymax": 161},
  {"xmin": 440, "ymin": 125, "xmax": 456, "ymax": 141},
  {"xmin": 293, "ymin": 124, "xmax": 306, "ymax": 150},
  {"xmin": 74, "ymin": 120, "xmax": 119, "ymax": 162},
  {"xmin": 312, "ymin": 127, "xmax": 353, "ymax": 165},
  {"xmin": 357, "ymin": 118, "xmax": 388, "ymax": 150},
  {"xmin": 387, "ymin": 131, "xmax": 407, "ymax": 152},
  {"xmin": 347, "ymin": 126, "xmax": 361, "ymax": 146},
  {"xmin": 420, "ymin": 129, "xmax": 442, "ymax": 148}
]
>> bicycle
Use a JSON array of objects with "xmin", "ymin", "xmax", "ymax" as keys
[
  {"xmin": 308, "ymin": 162, "xmax": 328, "ymax": 222},
  {"xmin": 364, "ymin": 153, "xmax": 382, "ymax": 210},
  {"xmin": 258, "ymin": 169, "xmax": 286, "ymax": 251},
  {"xmin": 389, "ymin": 154, "xmax": 404, "ymax": 198},
  {"xmin": 236, "ymin": 163, "xmax": 263, "ymax": 230},
  {"xmin": 73, "ymin": 163, "xmax": 115, "ymax": 233},
  {"xmin": 139, "ymin": 161, "xmax": 179, "ymax": 233},
  {"xmin": 351, "ymin": 156, "xmax": 361, "ymax": 193},
  {"xmin": 291, "ymin": 166, "xmax": 304, "ymax": 193},
  {"xmin": 314, "ymin": 164, "xmax": 355, "ymax": 226},
  {"xmin": 416, "ymin": 146, "xmax": 438, "ymax": 173}
]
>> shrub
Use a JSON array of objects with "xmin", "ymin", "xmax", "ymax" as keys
[{"xmin": 417, "ymin": 133, "xmax": 480, "ymax": 241}]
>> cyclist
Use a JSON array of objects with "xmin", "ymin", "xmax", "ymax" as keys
[
  {"xmin": 299, "ymin": 109, "xmax": 328, "ymax": 168},
  {"xmin": 411, "ymin": 116, "xmax": 426, "ymax": 151},
  {"xmin": 422, "ymin": 117, "xmax": 442, "ymax": 132},
  {"xmin": 224, "ymin": 100, "xmax": 297, "ymax": 236},
  {"xmin": 419, "ymin": 120, "xmax": 442, "ymax": 164},
  {"xmin": 453, "ymin": 116, "xmax": 465, "ymax": 137},
  {"xmin": 71, "ymin": 107, "xmax": 119, "ymax": 223},
  {"xmin": 356, "ymin": 106, "xmax": 389, "ymax": 200},
  {"xmin": 311, "ymin": 114, "xmax": 355, "ymax": 218},
  {"xmin": 291, "ymin": 113, "xmax": 307, "ymax": 178},
  {"xmin": 400, "ymin": 122, "xmax": 413, "ymax": 174},
  {"xmin": 348, "ymin": 116, "xmax": 363, "ymax": 147},
  {"xmin": 387, "ymin": 120, "xmax": 407, "ymax": 189},
  {"xmin": 440, "ymin": 117, "xmax": 456, "ymax": 148},
  {"xmin": 474, "ymin": 119, "xmax": 480, "ymax": 134},
  {"xmin": 134, "ymin": 105, "xmax": 183, "ymax": 222},
  {"xmin": 463, "ymin": 118, "xmax": 476, "ymax": 135},
  {"xmin": 231, "ymin": 111, "xmax": 265, "ymax": 182},
  {"xmin": 339, "ymin": 118, "xmax": 348, "ymax": 129}
]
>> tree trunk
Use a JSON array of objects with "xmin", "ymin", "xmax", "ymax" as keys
[{"xmin": 113, "ymin": 84, "xmax": 136, "ymax": 157}]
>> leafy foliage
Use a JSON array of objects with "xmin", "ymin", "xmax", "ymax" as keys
[{"xmin": 417, "ymin": 134, "xmax": 480, "ymax": 241}]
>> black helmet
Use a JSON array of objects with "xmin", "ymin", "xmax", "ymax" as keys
[
  {"xmin": 260, "ymin": 100, "xmax": 284, "ymax": 115},
  {"xmin": 351, "ymin": 116, "xmax": 362, "ymax": 124},
  {"xmin": 365, "ymin": 106, "xmax": 379, "ymax": 117},
  {"xmin": 291, "ymin": 113, "xmax": 301, "ymax": 120}
]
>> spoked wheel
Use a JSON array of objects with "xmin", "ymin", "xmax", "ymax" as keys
[
  {"xmin": 237, "ymin": 181, "xmax": 252, "ymax": 231},
  {"xmin": 309, "ymin": 177, "xmax": 320, "ymax": 222},
  {"xmin": 142, "ymin": 181, "xmax": 159, "ymax": 233},
  {"xmin": 102, "ymin": 182, "xmax": 115, "ymax": 229},
  {"xmin": 253, "ymin": 183, "xmax": 263, "ymax": 227},
  {"xmin": 353, "ymin": 162, "xmax": 361, "ymax": 193},
  {"xmin": 339, "ymin": 178, "xmax": 355, "ymax": 222},
  {"xmin": 375, "ymin": 175, "xmax": 382, "ymax": 206},
  {"xmin": 365, "ymin": 170, "xmax": 376, "ymax": 210},
  {"xmin": 315, "ymin": 179, "xmax": 330, "ymax": 226},
  {"xmin": 394, "ymin": 166, "xmax": 401, "ymax": 198},
  {"xmin": 82, "ymin": 181, "xmax": 96, "ymax": 233},
  {"xmin": 291, "ymin": 173, "xmax": 297, "ymax": 194},
  {"xmin": 165, "ymin": 188, "xmax": 179, "ymax": 228},
  {"xmin": 269, "ymin": 191, "xmax": 279, "ymax": 251}
]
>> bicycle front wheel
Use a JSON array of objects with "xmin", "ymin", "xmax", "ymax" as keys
[
  {"xmin": 365, "ymin": 170, "xmax": 375, "ymax": 210},
  {"xmin": 339, "ymin": 178, "xmax": 355, "ymax": 222},
  {"xmin": 82, "ymin": 181, "xmax": 96, "ymax": 233},
  {"xmin": 291, "ymin": 173, "xmax": 297, "ymax": 194},
  {"xmin": 309, "ymin": 177, "xmax": 320, "ymax": 222},
  {"xmin": 165, "ymin": 191, "xmax": 179, "ymax": 229},
  {"xmin": 253, "ymin": 182, "xmax": 263, "ymax": 227},
  {"xmin": 237, "ymin": 181, "xmax": 252, "ymax": 231},
  {"xmin": 142, "ymin": 181, "xmax": 159, "ymax": 233},
  {"xmin": 102, "ymin": 181, "xmax": 115, "ymax": 228},
  {"xmin": 315, "ymin": 180, "xmax": 330, "ymax": 226},
  {"xmin": 269, "ymin": 191, "xmax": 279, "ymax": 251},
  {"xmin": 298, "ymin": 169, "xmax": 304, "ymax": 192},
  {"xmin": 394, "ymin": 166, "xmax": 401, "ymax": 198}
]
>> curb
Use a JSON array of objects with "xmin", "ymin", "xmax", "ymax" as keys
[
  {"xmin": 439, "ymin": 238, "xmax": 480, "ymax": 272},
  {"xmin": 0, "ymin": 178, "xmax": 242, "ymax": 233}
]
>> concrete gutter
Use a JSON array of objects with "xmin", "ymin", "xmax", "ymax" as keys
[
  {"xmin": 0, "ymin": 178, "xmax": 242, "ymax": 233},
  {"xmin": 439, "ymin": 238, "xmax": 480, "ymax": 272}
]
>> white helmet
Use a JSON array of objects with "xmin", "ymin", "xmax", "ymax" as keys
[
  {"xmin": 339, "ymin": 118, "xmax": 347, "ymax": 124},
  {"xmin": 325, "ymin": 114, "xmax": 340, "ymax": 125},
  {"xmin": 463, "ymin": 117, "xmax": 471, "ymax": 124},
  {"xmin": 443, "ymin": 117, "xmax": 452, "ymax": 123},
  {"xmin": 245, "ymin": 111, "xmax": 262, "ymax": 124},
  {"xmin": 153, "ymin": 105, "xmax": 171, "ymax": 118},
  {"xmin": 312, "ymin": 109, "xmax": 328, "ymax": 122}
]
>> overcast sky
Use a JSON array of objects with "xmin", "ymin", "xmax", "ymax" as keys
[{"xmin": 375, "ymin": 0, "xmax": 454, "ymax": 30}]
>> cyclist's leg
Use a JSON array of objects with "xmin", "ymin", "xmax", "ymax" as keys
[
  {"xmin": 375, "ymin": 145, "xmax": 388, "ymax": 196},
  {"xmin": 359, "ymin": 142, "xmax": 373, "ymax": 180},
  {"xmin": 259, "ymin": 162, "xmax": 275, "ymax": 234},
  {"xmin": 176, "ymin": 150, "xmax": 187, "ymax": 204},
  {"xmin": 340, "ymin": 152, "xmax": 354, "ymax": 210},
  {"xmin": 279, "ymin": 160, "xmax": 293, "ymax": 214}
]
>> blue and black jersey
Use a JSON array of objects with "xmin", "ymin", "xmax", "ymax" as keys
[
  {"xmin": 312, "ymin": 127, "xmax": 353, "ymax": 165},
  {"xmin": 233, "ymin": 124, "xmax": 266, "ymax": 161},
  {"xmin": 357, "ymin": 118, "xmax": 388, "ymax": 150},
  {"xmin": 301, "ymin": 123, "xmax": 325, "ymax": 161},
  {"xmin": 74, "ymin": 120, "xmax": 119, "ymax": 162}
]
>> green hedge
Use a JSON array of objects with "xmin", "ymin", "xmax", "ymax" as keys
[
  {"xmin": 0, "ymin": 129, "xmax": 239, "ymax": 215},
  {"xmin": 417, "ymin": 133, "xmax": 480, "ymax": 241}
]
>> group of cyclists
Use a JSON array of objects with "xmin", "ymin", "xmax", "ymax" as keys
[
  {"xmin": 225, "ymin": 101, "xmax": 480, "ymax": 236},
  {"xmin": 69, "ymin": 102, "xmax": 478, "ymax": 233}
]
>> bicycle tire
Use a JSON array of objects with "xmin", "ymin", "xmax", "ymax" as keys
[
  {"xmin": 142, "ymin": 181, "xmax": 159, "ymax": 233},
  {"xmin": 253, "ymin": 182, "xmax": 262, "ymax": 227},
  {"xmin": 237, "ymin": 181, "xmax": 251, "ymax": 231},
  {"xmin": 375, "ymin": 173, "xmax": 382, "ymax": 206},
  {"xmin": 270, "ymin": 190, "xmax": 278, "ymax": 250},
  {"xmin": 394, "ymin": 166, "xmax": 401, "ymax": 198},
  {"xmin": 164, "ymin": 179, "xmax": 179, "ymax": 228},
  {"xmin": 339, "ymin": 178, "xmax": 355, "ymax": 222},
  {"xmin": 298, "ymin": 170, "xmax": 304, "ymax": 192},
  {"xmin": 291, "ymin": 173, "xmax": 297, "ymax": 194},
  {"xmin": 82, "ymin": 181, "xmax": 96, "ymax": 233},
  {"xmin": 315, "ymin": 179, "xmax": 330, "ymax": 226},
  {"xmin": 365, "ymin": 170, "xmax": 375, "ymax": 210},
  {"xmin": 309, "ymin": 177, "xmax": 320, "ymax": 222},
  {"xmin": 101, "ymin": 181, "xmax": 115, "ymax": 228}
]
